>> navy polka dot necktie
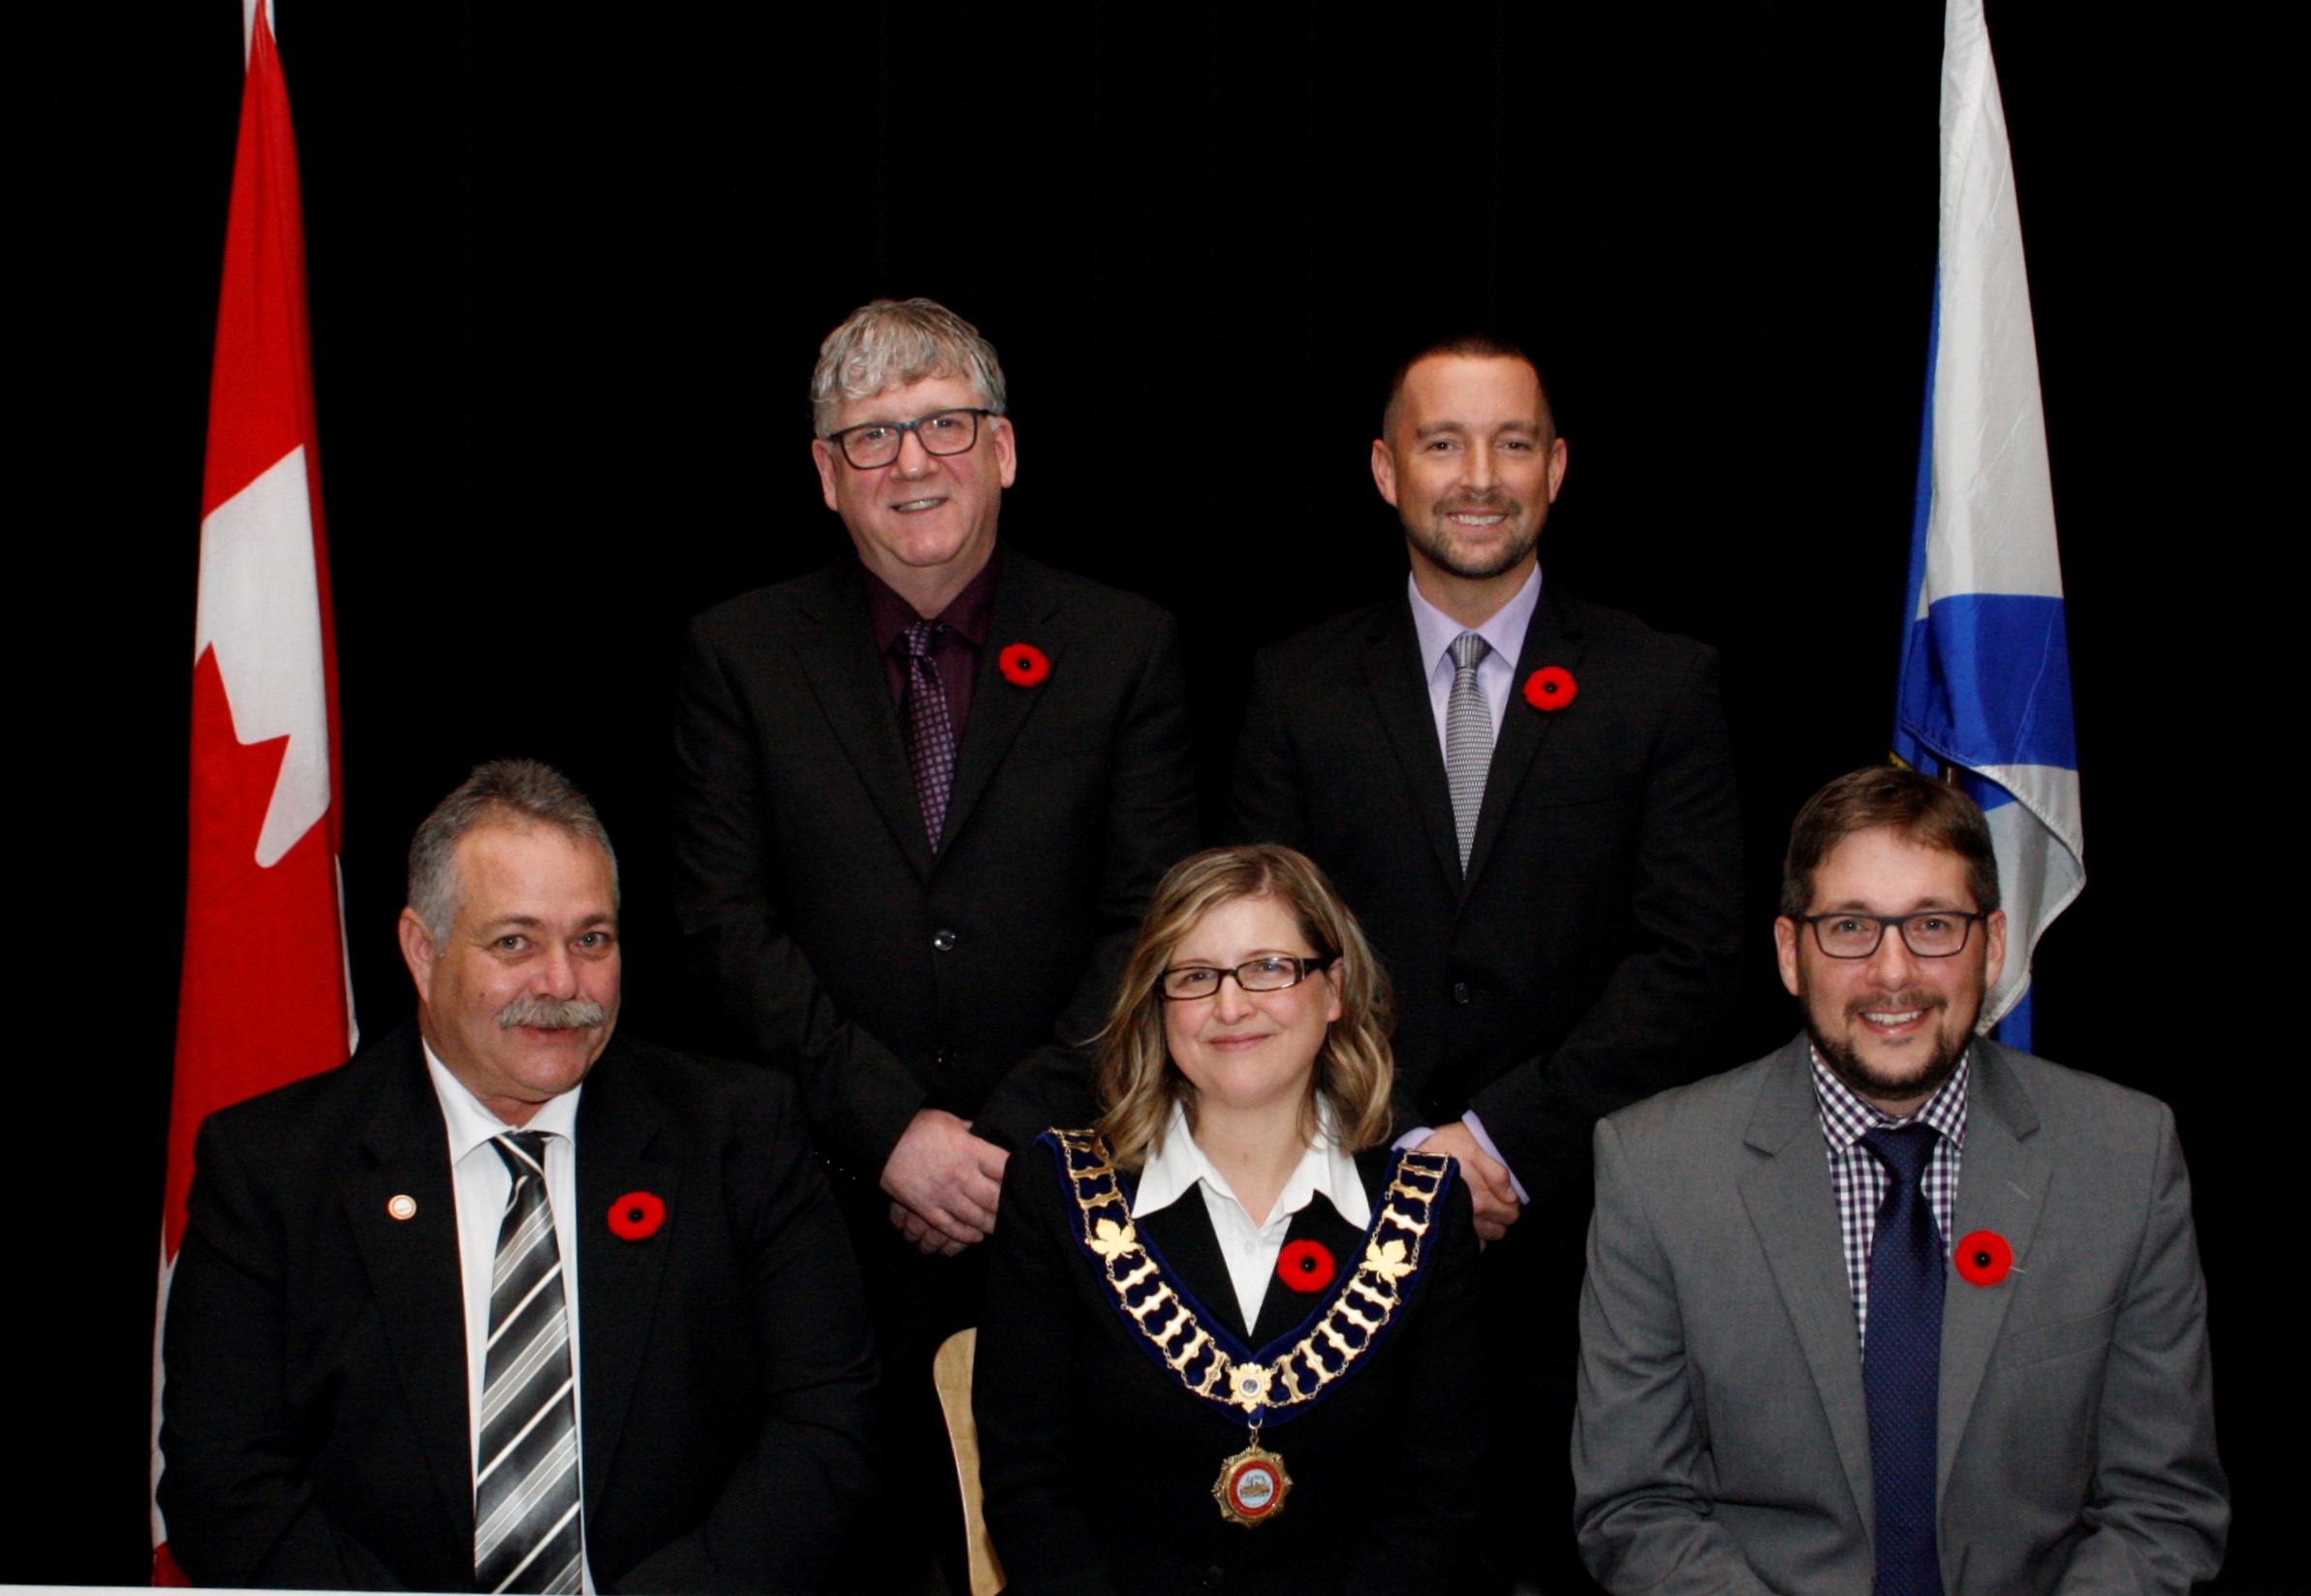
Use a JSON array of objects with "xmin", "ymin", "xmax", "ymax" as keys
[{"xmin": 1860, "ymin": 1122, "xmax": 1945, "ymax": 1596}]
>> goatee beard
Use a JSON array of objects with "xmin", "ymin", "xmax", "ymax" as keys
[{"xmin": 1807, "ymin": 1012, "xmax": 1968, "ymax": 1111}]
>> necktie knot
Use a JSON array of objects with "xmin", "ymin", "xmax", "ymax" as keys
[
  {"xmin": 1861, "ymin": 1122, "xmax": 1938, "ymax": 1188},
  {"xmin": 491, "ymin": 1131, "xmax": 551, "ymax": 1183},
  {"xmin": 904, "ymin": 618, "xmax": 947, "ymax": 661},
  {"xmin": 1450, "ymin": 631, "xmax": 1489, "ymax": 672}
]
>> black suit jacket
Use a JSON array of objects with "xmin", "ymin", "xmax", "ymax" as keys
[
  {"xmin": 1231, "ymin": 584, "xmax": 1743, "ymax": 1208},
  {"xmin": 157, "ymin": 1023, "xmax": 879, "ymax": 1594},
  {"xmin": 671, "ymin": 551, "xmax": 1201, "ymax": 1175},
  {"xmin": 975, "ymin": 1137, "xmax": 1486, "ymax": 1596}
]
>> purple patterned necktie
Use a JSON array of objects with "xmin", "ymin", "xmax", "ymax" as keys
[{"xmin": 903, "ymin": 619, "xmax": 956, "ymax": 849}]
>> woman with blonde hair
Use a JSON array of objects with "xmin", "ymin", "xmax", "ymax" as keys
[{"xmin": 976, "ymin": 844, "xmax": 1486, "ymax": 1595}]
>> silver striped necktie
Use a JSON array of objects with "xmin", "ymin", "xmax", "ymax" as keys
[
  {"xmin": 475, "ymin": 1132, "xmax": 584, "ymax": 1594},
  {"xmin": 1446, "ymin": 632, "xmax": 1492, "ymax": 873}
]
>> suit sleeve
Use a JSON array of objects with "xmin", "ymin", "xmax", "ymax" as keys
[
  {"xmin": 971, "ymin": 610, "xmax": 1200, "ymax": 1155},
  {"xmin": 1342, "ymin": 1174, "xmax": 1488, "ymax": 1596},
  {"xmin": 157, "ymin": 1121, "xmax": 409, "ymax": 1591},
  {"xmin": 1574, "ymin": 1119, "xmax": 1777, "ymax": 1595},
  {"xmin": 1469, "ymin": 644, "xmax": 1743, "ymax": 1203},
  {"xmin": 612, "ymin": 1075, "xmax": 882, "ymax": 1594},
  {"xmin": 2050, "ymin": 1106, "xmax": 2228, "ymax": 1594},
  {"xmin": 973, "ymin": 1145, "xmax": 1124, "ymax": 1596},
  {"xmin": 671, "ymin": 612, "xmax": 930, "ymax": 1176}
]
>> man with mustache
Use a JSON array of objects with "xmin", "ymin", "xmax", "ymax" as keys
[
  {"xmin": 1231, "ymin": 334, "xmax": 1743, "ymax": 1587},
  {"xmin": 159, "ymin": 760, "xmax": 877, "ymax": 1593},
  {"xmin": 1574, "ymin": 767, "xmax": 2226, "ymax": 1594}
]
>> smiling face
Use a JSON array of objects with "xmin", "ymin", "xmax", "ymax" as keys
[
  {"xmin": 1161, "ymin": 894, "xmax": 1343, "ymax": 1124},
  {"xmin": 398, "ymin": 822, "xmax": 621, "ymax": 1126},
  {"xmin": 811, "ymin": 373, "xmax": 1015, "ymax": 605},
  {"xmin": 1774, "ymin": 826, "xmax": 2007, "ymax": 1115},
  {"xmin": 1373, "ymin": 354, "xmax": 1568, "ymax": 604}
]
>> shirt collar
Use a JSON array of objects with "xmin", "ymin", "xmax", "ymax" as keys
[
  {"xmin": 423, "ymin": 1039, "xmax": 584, "ymax": 1162},
  {"xmin": 1810, "ymin": 1046, "xmax": 1970, "ymax": 1152},
  {"xmin": 1405, "ymin": 562, "xmax": 1543, "ymax": 678},
  {"xmin": 862, "ymin": 545, "xmax": 1002, "ymax": 656},
  {"xmin": 1132, "ymin": 1101, "xmax": 1371, "ymax": 1230}
]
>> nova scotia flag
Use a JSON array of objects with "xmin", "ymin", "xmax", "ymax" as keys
[{"xmin": 1892, "ymin": 0, "xmax": 2083, "ymax": 1046}]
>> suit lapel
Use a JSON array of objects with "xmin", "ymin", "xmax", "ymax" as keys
[
  {"xmin": 341, "ymin": 1037, "xmax": 480, "ymax": 1547},
  {"xmin": 572, "ymin": 1044, "xmax": 680, "ymax": 1518},
  {"xmin": 1358, "ymin": 601, "xmax": 1463, "ymax": 895},
  {"xmin": 1248, "ymin": 1190, "xmax": 1366, "ymax": 1346},
  {"xmin": 1936, "ymin": 1042, "xmax": 2049, "ymax": 1502},
  {"xmin": 942, "ymin": 550, "xmax": 1060, "ymax": 853},
  {"xmin": 1736, "ymin": 1042, "xmax": 1875, "ymax": 1536},
  {"xmin": 1139, "ymin": 1192, "xmax": 1254, "ymax": 1346},
  {"xmin": 1464, "ymin": 585, "xmax": 1585, "ymax": 888},
  {"xmin": 787, "ymin": 567, "xmax": 934, "ymax": 877}
]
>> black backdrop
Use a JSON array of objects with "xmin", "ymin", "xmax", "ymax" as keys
[{"xmin": 26, "ymin": 1, "xmax": 2286, "ymax": 1587}]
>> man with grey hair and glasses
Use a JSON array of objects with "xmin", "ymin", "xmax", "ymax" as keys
[
  {"xmin": 672, "ymin": 297, "xmax": 1199, "ymax": 1587},
  {"xmin": 160, "ymin": 759, "xmax": 878, "ymax": 1593}
]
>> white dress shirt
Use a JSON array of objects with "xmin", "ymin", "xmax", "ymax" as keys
[
  {"xmin": 1131, "ymin": 1103, "xmax": 1370, "ymax": 1331},
  {"xmin": 423, "ymin": 1044, "xmax": 595, "ymax": 1592},
  {"xmin": 1405, "ymin": 564, "xmax": 1544, "ymax": 759}
]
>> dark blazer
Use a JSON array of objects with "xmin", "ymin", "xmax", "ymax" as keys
[
  {"xmin": 157, "ymin": 1022, "xmax": 879, "ymax": 1594},
  {"xmin": 1231, "ymin": 584, "xmax": 1743, "ymax": 1206},
  {"xmin": 671, "ymin": 550, "xmax": 1201, "ymax": 1176},
  {"xmin": 1575, "ymin": 1036, "xmax": 2229, "ymax": 1593},
  {"xmin": 975, "ymin": 1136, "xmax": 1486, "ymax": 1596}
]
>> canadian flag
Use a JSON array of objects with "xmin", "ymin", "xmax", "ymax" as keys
[{"xmin": 153, "ymin": 0, "xmax": 357, "ymax": 1579}]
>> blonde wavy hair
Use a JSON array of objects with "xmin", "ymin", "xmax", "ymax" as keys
[{"xmin": 1095, "ymin": 845, "xmax": 1396, "ymax": 1170}]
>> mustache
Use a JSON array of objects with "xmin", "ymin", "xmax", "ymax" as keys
[
  {"xmin": 498, "ymin": 995, "xmax": 609, "ymax": 1030},
  {"xmin": 1439, "ymin": 491, "xmax": 1523, "ymax": 516},
  {"xmin": 1845, "ymin": 990, "xmax": 1944, "ymax": 1017}
]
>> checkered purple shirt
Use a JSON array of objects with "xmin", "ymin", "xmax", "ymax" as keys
[{"xmin": 1813, "ymin": 1049, "xmax": 1968, "ymax": 1355}]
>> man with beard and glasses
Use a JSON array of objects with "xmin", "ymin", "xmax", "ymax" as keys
[
  {"xmin": 1231, "ymin": 333, "xmax": 1742, "ymax": 1589},
  {"xmin": 1573, "ymin": 767, "xmax": 2227, "ymax": 1595},
  {"xmin": 159, "ymin": 761, "xmax": 877, "ymax": 1594}
]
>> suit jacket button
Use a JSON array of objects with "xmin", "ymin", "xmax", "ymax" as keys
[
  {"xmin": 1201, "ymin": 1568, "xmax": 1226, "ymax": 1589},
  {"xmin": 1452, "ymin": 981, "xmax": 1472, "ymax": 1004},
  {"xmin": 932, "ymin": 928, "xmax": 958, "ymax": 953}
]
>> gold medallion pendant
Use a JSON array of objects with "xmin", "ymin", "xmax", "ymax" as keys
[{"xmin": 1212, "ymin": 1439, "xmax": 1292, "ymax": 1527}]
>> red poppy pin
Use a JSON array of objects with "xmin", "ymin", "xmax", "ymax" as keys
[
  {"xmin": 1276, "ymin": 1238, "xmax": 1336, "ymax": 1294},
  {"xmin": 997, "ymin": 642, "xmax": 1050, "ymax": 687},
  {"xmin": 608, "ymin": 1191, "xmax": 666, "ymax": 1241},
  {"xmin": 1953, "ymin": 1229, "xmax": 2013, "ymax": 1287},
  {"xmin": 1523, "ymin": 666, "xmax": 1577, "ymax": 711}
]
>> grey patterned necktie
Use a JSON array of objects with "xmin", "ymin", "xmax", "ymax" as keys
[
  {"xmin": 1445, "ymin": 632, "xmax": 1491, "ymax": 872},
  {"xmin": 903, "ymin": 619, "xmax": 957, "ymax": 849},
  {"xmin": 475, "ymin": 1132, "xmax": 584, "ymax": 1594}
]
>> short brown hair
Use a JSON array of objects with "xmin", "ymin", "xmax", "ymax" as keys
[
  {"xmin": 1781, "ymin": 765, "xmax": 2000, "ymax": 920},
  {"xmin": 1095, "ymin": 845, "xmax": 1395, "ymax": 1169},
  {"xmin": 1380, "ymin": 332, "xmax": 1554, "ymax": 436}
]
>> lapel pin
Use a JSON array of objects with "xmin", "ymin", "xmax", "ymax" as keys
[
  {"xmin": 608, "ymin": 1190, "xmax": 667, "ymax": 1240},
  {"xmin": 997, "ymin": 642, "xmax": 1050, "ymax": 687},
  {"xmin": 1523, "ymin": 665, "xmax": 1577, "ymax": 711},
  {"xmin": 387, "ymin": 1195, "xmax": 418, "ymax": 1221},
  {"xmin": 1276, "ymin": 1238, "xmax": 1336, "ymax": 1294},
  {"xmin": 1953, "ymin": 1229, "xmax": 2013, "ymax": 1286}
]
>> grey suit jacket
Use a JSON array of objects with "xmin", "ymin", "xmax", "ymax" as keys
[{"xmin": 1573, "ymin": 1036, "xmax": 2226, "ymax": 1595}]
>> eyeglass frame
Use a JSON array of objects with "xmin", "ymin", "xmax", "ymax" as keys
[
  {"xmin": 1156, "ymin": 953, "xmax": 1337, "ymax": 1002},
  {"xmin": 1791, "ymin": 909, "xmax": 1992, "ymax": 959},
  {"xmin": 821, "ymin": 407, "xmax": 998, "ymax": 470}
]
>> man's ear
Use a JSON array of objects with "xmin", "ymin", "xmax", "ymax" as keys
[
  {"xmin": 398, "ymin": 908, "xmax": 437, "ymax": 1005},
  {"xmin": 1773, "ymin": 916, "xmax": 1802, "ymax": 997},
  {"xmin": 1370, "ymin": 437, "xmax": 1400, "ymax": 509},
  {"xmin": 811, "ymin": 437, "xmax": 842, "ymax": 512}
]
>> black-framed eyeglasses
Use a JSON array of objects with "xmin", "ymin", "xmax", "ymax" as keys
[
  {"xmin": 822, "ymin": 408, "xmax": 995, "ymax": 470},
  {"xmin": 1158, "ymin": 954, "xmax": 1335, "ymax": 1002},
  {"xmin": 1795, "ymin": 910, "xmax": 1989, "ymax": 959}
]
